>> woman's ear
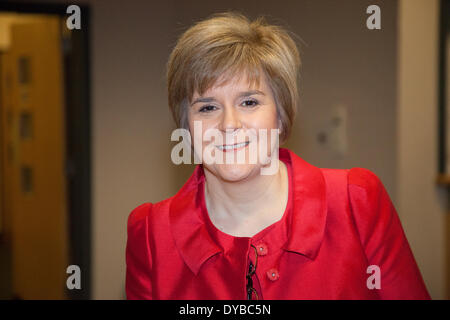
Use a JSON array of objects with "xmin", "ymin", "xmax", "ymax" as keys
[{"xmin": 278, "ymin": 118, "xmax": 283, "ymax": 135}]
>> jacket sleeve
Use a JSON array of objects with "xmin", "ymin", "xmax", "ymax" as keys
[
  {"xmin": 125, "ymin": 203, "xmax": 153, "ymax": 300},
  {"xmin": 348, "ymin": 168, "xmax": 431, "ymax": 300}
]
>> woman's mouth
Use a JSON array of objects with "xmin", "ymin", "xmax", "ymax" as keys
[{"xmin": 216, "ymin": 141, "xmax": 250, "ymax": 152}]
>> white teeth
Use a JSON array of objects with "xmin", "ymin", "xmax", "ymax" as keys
[{"xmin": 217, "ymin": 141, "xmax": 249, "ymax": 150}]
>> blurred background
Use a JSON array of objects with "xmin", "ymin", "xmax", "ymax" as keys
[{"xmin": 0, "ymin": 0, "xmax": 449, "ymax": 300}]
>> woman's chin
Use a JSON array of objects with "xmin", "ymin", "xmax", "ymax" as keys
[{"xmin": 213, "ymin": 163, "xmax": 257, "ymax": 183}]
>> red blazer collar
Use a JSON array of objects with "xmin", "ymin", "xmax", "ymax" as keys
[{"xmin": 169, "ymin": 148, "xmax": 327, "ymax": 275}]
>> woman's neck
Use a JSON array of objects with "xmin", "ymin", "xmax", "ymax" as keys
[{"xmin": 203, "ymin": 160, "xmax": 289, "ymax": 236}]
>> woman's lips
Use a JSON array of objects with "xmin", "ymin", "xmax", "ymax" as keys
[{"xmin": 216, "ymin": 141, "xmax": 250, "ymax": 152}]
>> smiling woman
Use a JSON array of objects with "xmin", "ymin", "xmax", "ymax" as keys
[{"xmin": 125, "ymin": 12, "xmax": 431, "ymax": 300}]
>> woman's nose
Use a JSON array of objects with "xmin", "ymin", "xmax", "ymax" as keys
[{"xmin": 219, "ymin": 106, "xmax": 242, "ymax": 132}]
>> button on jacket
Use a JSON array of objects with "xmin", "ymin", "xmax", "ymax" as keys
[{"xmin": 125, "ymin": 148, "xmax": 430, "ymax": 299}]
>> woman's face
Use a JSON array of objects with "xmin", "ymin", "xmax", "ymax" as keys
[{"xmin": 188, "ymin": 73, "xmax": 281, "ymax": 182}]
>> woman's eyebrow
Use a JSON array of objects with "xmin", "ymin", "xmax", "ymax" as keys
[
  {"xmin": 190, "ymin": 90, "xmax": 265, "ymax": 106},
  {"xmin": 238, "ymin": 90, "xmax": 265, "ymax": 98},
  {"xmin": 190, "ymin": 97, "xmax": 216, "ymax": 106}
]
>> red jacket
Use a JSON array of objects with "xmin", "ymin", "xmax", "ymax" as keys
[{"xmin": 126, "ymin": 148, "xmax": 430, "ymax": 299}]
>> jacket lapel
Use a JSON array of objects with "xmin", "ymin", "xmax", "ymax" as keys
[
  {"xmin": 281, "ymin": 149, "xmax": 327, "ymax": 260},
  {"xmin": 169, "ymin": 165, "xmax": 222, "ymax": 275}
]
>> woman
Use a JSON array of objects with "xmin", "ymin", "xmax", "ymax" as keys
[{"xmin": 126, "ymin": 12, "xmax": 430, "ymax": 300}]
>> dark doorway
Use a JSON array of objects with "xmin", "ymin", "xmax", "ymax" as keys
[{"xmin": 0, "ymin": 1, "xmax": 91, "ymax": 300}]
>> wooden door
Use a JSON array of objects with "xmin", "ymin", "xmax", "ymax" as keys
[{"xmin": 0, "ymin": 16, "xmax": 68, "ymax": 299}]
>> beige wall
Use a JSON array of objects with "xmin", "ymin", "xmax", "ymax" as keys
[
  {"xmin": 22, "ymin": 0, "xmax": 446, "ymax": 299},
  {"xmin": 397, "ymin": 0, "xmax": 446, "ymax": 299},
  {"xmin": 88, "ymin": 0, "xmax": 178, "ymax": 299}
]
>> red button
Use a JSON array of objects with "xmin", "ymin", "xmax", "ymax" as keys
[
  {"xmin": 267, "ymin": 268, "xmax": 279, "ymax": 281},
  {"xmin": 256, "ymin": 243, "xmax": 268, "ymax": 256}
]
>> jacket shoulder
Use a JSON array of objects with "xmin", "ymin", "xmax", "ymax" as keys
[
  {"xmin": 128, "ymin": 197, "xmax": 174, "ymax": 227},
  {"xmin": 320, "ymin": 168, "xmax": 349, "ymax": 190},
  {"xmin": 319, "ymin": 167, "xmax": 381, "ymax": 193},
  {"xmin": 320, "ymin": 167, "xmax": 385, "ymax": 214},
  {"xmin": 347, "ymin": 168, "xmax": 385, "ymax": 204},
  {"xmin": 128, "ymin": 203, "xmax": 152, "ymax": 227},
  {"xmin": 347, "ymin": 167, "xmax": 381, "ymax": 189}
]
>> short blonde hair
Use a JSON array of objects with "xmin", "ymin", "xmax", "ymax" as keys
[{"xmin": 167, "ymin": 12, "xmax": 301, "ymax": 143}]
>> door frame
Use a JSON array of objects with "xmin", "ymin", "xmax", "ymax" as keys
[
  {"xmin": 438, "ymin": 0, "xmax": 450, "ymax": 299},
  {"xmin": 0, "ymin": 1, "xmax": 92, "ymax": 300}
]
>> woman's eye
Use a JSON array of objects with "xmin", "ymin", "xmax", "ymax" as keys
[
  {"xmin": 199, "ymin": 105, "xmax": 216, "ymax": 113},
  {"xmin": 241, "ymin": 99, "xmax": 259, "ymax": 107}
]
